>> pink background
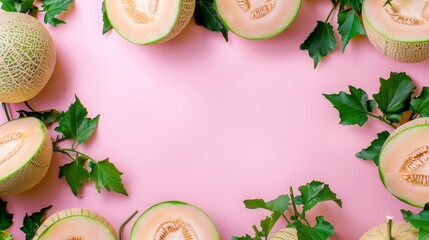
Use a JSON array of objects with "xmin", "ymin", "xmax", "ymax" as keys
[{"xmin": 2, "ymin": 0, "xmax": 429, "ymax": 239}]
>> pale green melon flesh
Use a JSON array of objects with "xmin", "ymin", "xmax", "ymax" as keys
[
  {"xmin": 359, "ymin": 222, "xmax": 417, "ymax": 240},
  {"xmin": 0, "ymin": 117, "xmax": 52, "ymax": 195},
  {"xmin": 33, "ymin": 208, "xmax": 118, "ymax": 240},
  {"xmin": 215, "ymin": 0, "xmax": 302, "ymax": 40},
  {"xmin": 106, "ymin": 0, "xmax": 195, "ymax": 45},
  {"xmin": 0, "ymin": 12, "xmax": 56, "ymax": 103},
  {"xmin": 130, "ymin": 201, "xmax": 220, "ymax": 240}
]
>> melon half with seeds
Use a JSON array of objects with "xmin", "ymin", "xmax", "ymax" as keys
[
  {"xmin": 379, "ymin": 117, "xmax": 429, "ymax": 207},
  {"xmin": 130, "ymin": 201, "xmax": 220, "ymax": 240},
  {"xmin": 0, "ymin": 117, "xmax": 52, "ymax": 195},
  {"xmin": 33, "ymin": 208, "xmax": 118, "ymax": 239},
  {"xmin": 363, "ymin": 0, "xmax": 429, "ymax": 62},
  {"xmin": 215, "ymin": 0, "xmax": 302, "ymax": 40},
  {"xmin": 105, "ymin": 0, "xmax": 196, "ymax": 45}
]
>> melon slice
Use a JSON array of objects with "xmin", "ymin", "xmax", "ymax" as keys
[
  {"xmin": 270, "ymin": 228, "xmax": 297, "ymax": 240},
  {"xmin": 0, "ymin": 117, "xmax": 52, "ymax": 195},
  {"xmin": 215, "ymin": 0, "xmax": 302, "ymax": 40},
  {"xmin": 105, "ymin": 0, "xmax": 196, "ymax": 45},
  {"xmin": 363, "ymin": 0, "xmax": 429, "ymax": 62},
  {"xmin": 359, "ymin": 222, "xmax": 417, "ymax": 240},
  {"xmin": 379, "ymin": 117, "xmax": 429, "ymax": 207},
  {"xmin": 0, "ymin": 12, "xmax": 56, "ymax": 103},
  {"xmin": 130, "ymin": 201, "xmax": 220, "ymax": 240},
  {"xmin": 33, "ymin": 208, "xmax": 118, "ymax": 240}
]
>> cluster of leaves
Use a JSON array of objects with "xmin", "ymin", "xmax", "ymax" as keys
[
  {"xmin": 402, "ymin": 204, "xmax": 429, "ymax": 239},
  {"xmin": 0, "ymin": 198, "xmax": 51, "ymax": 240},
  {"xmin": 0, "ymin": 0, "xmax": 74, "ymax": 26},
  {"xmin": 19, "ymin": 96, "xmax": 127, "ymax": 197},
  {"xmin": 232, "ymin": 181, "xmax": 342, "ymax": 240},
  {"xmin": 324, "ymin": 72, "xmax": 429, "ymax": 166}
]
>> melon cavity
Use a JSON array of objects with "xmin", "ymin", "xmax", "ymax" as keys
[
  {"xmin": 130, "ymin": 201, "xmax": 220, "ymax": 240},
  {"xmin": 215, "ymin": 0, "xmax": 302, "ymax": 40},
  {"xmin": 363, "ymin": 0, "xmax": 429, "ymax": 62},
  {"xmin": 0, "ymin": 117, "xmax": 52, "ymax": 195},
  {"xmin": 105, "ymin": 0, "xmax": 196, "ymax": 45}
]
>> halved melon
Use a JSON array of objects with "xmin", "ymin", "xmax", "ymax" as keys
[
  {"xmin": 359, "ymin": 222, "xmax": 417, "ymax": 240},
  {"xmin": 270, "ymin": 228, "xmax": 297, "ymax": 240},
  {"xmin": 130, "ymin": 201, "xmax": 220, "ymax": 240},
  {"xmin": 363, "ymin": 0, "xmax": 429, "ymax": 62},
  {"xmin": 0, "ymin": 117, "xmax": 52, "ymax": 195},
  {"xmin": 215, "ymin": 0, "xmax": 302, "ymax": 40},
  {"xmin": 105, "ymin": 0, "xmax": 196, "ymax": 45},
  {"xmin": 33, "ymin": 208, "xmax": 118, "ymax": 240},
  {"xmin": 379, "ymin": 117, "xmax": 429, "ymax": 207}
]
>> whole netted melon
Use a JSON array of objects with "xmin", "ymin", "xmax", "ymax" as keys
[
  {"xmin": 360, "ymin": 222, "xmax": 417, "ymax": 240},
  {"xmin": 0, "ymin": 12, "xmax": 56, "ymax": 103}
]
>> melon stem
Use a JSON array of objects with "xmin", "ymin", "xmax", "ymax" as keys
[
  {"xmin": 386, "ymin": 218, "xmax": 393, "ymax": 240},
  {"xmin": 2, "ymin": 103, "xmax": 11, "ymax": 122},
  {"xmin": 119, "ymin": 210, "xmax": 138, "ymax": 240}
]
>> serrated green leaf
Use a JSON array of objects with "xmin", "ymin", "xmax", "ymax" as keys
[
  {"xmin": 0, "ymin": 0, "xmax": 18, "ymax": 12},
  {"xmin": 20, "ymin": 205, "xmax": 52, "ymax": 240},
  {"xmin": 231, "ymin": 235, "xmax": 255, "ymax": 240},
  {"xmin": 411, "ymin": 87, "xmax": 429, "ymax": 117},
  {"xmin": 18, "ymin": 109, "xmax": 60, "ymax": 126},
  {"xmin": 194, "ymin": 0, "xmax": 228, "ymax": 42},
  {"xmin": 0, "ymin": 199, "xmax": 12, "ymax": 231},
  {"xmin": 338, "ymin": 9, "xmax": 365, "ymax": 52},
  {"xmin": 300, "ymin": 21, "xmax": 337, "ymax": 68},
  {"xmin": 294, "ymin": 216, "xmax": 334, "ymax": 240},
  {"xmin": 244, "ymin": 195, "xmax": 290, "ymax": 214},
  {"xmin": 102, "ymin": 0, "xmax": 113, "ymax": 35},
  {"xmin": 356, "ymin": 131, "xmax": 390, "ymax": 166},
  {"xmin": 41, "ymin": 0, "xmax": 73, "ymax": 26},
  {"xmin": 324, "ymin": 86, "xmax": 373, "ymax": 126},
  {"xmin": 339, "ymin": 0, "xmax": 362, "ymax": 12},
  {"xmin": 0, "ymin": 231, "xmax": 13, "ymax": 240},
  {"xmin": 89, "ymin": 159, "xmax": 128, "ymax": 195},
  {"xmin": 59, "ymin": 156, "xmax": 90, "ymax": 196},
  {"xmin": 402, "ymin": 205, "xmax": 429, "ymax": 240},
  {"xmin": 297, "ymin": 181, "xmax": 342, "ymax": 211},
  {"xmin": 260, "ymin": 213, "xmax": 281, "ymax": 237}
]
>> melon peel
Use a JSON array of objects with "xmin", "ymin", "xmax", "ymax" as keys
[
  {"xmin": 359, "ymin": 222, "xmax": 417, "ymax": 240},
  {"xmin": 0, "ymin": 12, "xmax": 56, "ymax": 103}
]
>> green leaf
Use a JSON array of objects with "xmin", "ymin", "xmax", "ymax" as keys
[
  {"xmin": 59, "ymin": 156, "xmax": 90, "ymax": 196},
  {"xmin": 0, "ymin": 0, "xmax": 18, "ymax": 12},
  {"xmin": 323, "ymin": 86, "xmax": 373, "ymax": 126},
  {"xmin": 355, "ymin": 131, "xmax": 390, "ymax": 166},
  {"xmin": 55, "ymin": 96, "xmax": 100, "ymax": 144},
  {"xmin": 20, "ymin": 205, "xmax": 52, "ymax": 240},
  {"xmin": 231, "ymin": 235, "xmax": 255, "ymax": 240},
  {"xmin": 89, "ymin": 159, "xmax": 128, "ymax": 196},
  {"xmin": 102, "ymin": 0, "xmax": 113, "ymax": 35},
  {"xmin": 294, "ymin": 216, "xmax": 334, "ymax": 240},
  {"xmin": 0, "ymin": 199, "xmax": 13, "ymax": 231},
  {"xmin": 18, "ymin": 109, "xmax": 61, "ymax": 126},
  {"xmin": 260, "ymin": 213, "xmax": 281, "ymax": 237},
  {"xmin": 297, "ymin": 181, "xmax": 342, "ymax": 211},
  {"xmin": 244, "ymin": 195, "xmax": 290, "ymax": 214},
  {"xmin": 337, "ymin": 9, "xmax": 365, "ymax": 52},
  {"xmin": 402, "ymin": 205, "xmax": 429, "ymax": 240},
  {"xmin": 411, "ymin": 87, "xmax": 429, "ymax": 117},
  {"xmin": 194, "ymin": 0, "xmax": 228, "ymax": 42},
  {"xmin": 373, "ymin": 72, "xmax": 416, "ymax": 122},
  {"xmin": 0, "ymin": 231, "xmax": 13, "ymax": 240},
  {"xmin": 300, "ymin": 21, "xmax": 337, "ymax": 68},
  {"xmin": 41, "ymin": 0, "xmax": 73, "ymax": 26},
  {"xmin": 339, "ymin": 0, "xmax": 362, "ymax": 12}
]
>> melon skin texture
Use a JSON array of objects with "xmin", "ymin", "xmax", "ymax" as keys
[
  {"xmin": 359, "ymin": 222, "xmax": 417, "ymax": 240},
  {"xmin": 0, "ymin": 12, "xmax": 56, "ymax": 103},
  {"xmin": 33, "ymin": 208, "xmax": 118, "ymax": 240},
  {"xmin": 0, "ymin": 117, "xmax": 52, "ymax": 195},
  {"xmin": 362, "ymin": 0, "xmax": 429, "ymax": 63},
  {"xmin": 106, "ymin": 0, "xmax": 196, "ymax": 45},
  {"xmin": 215, "ymin": 0, "xmax": 302, "ymax": 40},
  {"xmin": 130, "ymin": 201, "xmax": 220, "ymax": 240},
  {"xmin": 270, "ymin": 228, "xmax": 297, "ymax": 240}
]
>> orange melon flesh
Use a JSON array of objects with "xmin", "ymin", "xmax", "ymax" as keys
[
  {"xmin": 379, "ymin": 118, "xmax": 429, "ymax": 207},
  {"xmin": 215, "ymin": 0, "xmax": 302, "ymax": 40},
  {"xmin": 130, "ymin": 201, "xmax": 220, "ymax": 240},
  {"xmin": 105, "ymin": 0, "xmax": 195, "ymax": 45}
]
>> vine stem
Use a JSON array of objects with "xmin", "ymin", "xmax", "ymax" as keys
[
  {"xmin": 24, "ymin": 101, "xmax": 35, "ymax": 111},
  {"xmin": 289, "ymin": 187, "xmax": 299, "ymax": 220},
  {"xmin": 53, "ymin": 147, "xmax": 96, "ymax": 162},
  {"xmin": 367, "ymin": 112, "xmax": 396, "ymax": 129},
  {"xmin": 282, "ymin": 213, "xmax": 291, "ymax": 225},
  {"xmin": 119, "ymin": 211, "xmax": 138, "ymax": 240},
  {"xmin": 325, "ymin": 1, "xmax": 339, "ymax": 23},
  {"xmin": 2, "ymin": 103, "xmax": 11, "ymax": 122}
]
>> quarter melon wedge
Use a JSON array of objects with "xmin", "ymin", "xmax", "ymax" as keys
[
  {"xmin": 33, "ymin": 208, "xmax": 118, "ymax": 240},
  {"xmin": 0, "ymin": 117, "xmax": 52, "ymax": 195},
  {"xmin": 363, "ymin": 0, "xmax": 429, "ymax": 62},
  {"xmin": 359, "ymin": 222, "xmax": 417, "ymax": 240},
  {"xmin": 215, "ymin": 0, "xmax": 302, "ymax": 40},
  {"xmin": 379, "ymin": 117, "xmax": 429, "ymax": 207},
  {"xmin": 130, "ymin": 201, "xmax": 220, "ymax": 240},
  {"xmin": 105, "ymin": 0, "xmax": 196, "ymax": 45}
]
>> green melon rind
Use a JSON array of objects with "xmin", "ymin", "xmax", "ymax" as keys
[
  {"xmin": 362, "ymin": 3, "xmax": 429, "ymax": 63},
  {"xmin": 106, "ymin": 0, "xmax": 196, "ymax": 45},
  {"xmin": 130, "ymin": 201, "xmax": 220, "ymax": 240},
  {"xmin": 0, "ymin": 118, "xmax": 52, "ymax": 195},
  {"xmin": 378, "ymin": 118, "xmax": 429, "ymax": 207},
  {"xmin": 33, "ymin": 208, "xmax": 118, "ymax": 240},
  {"xmin": 215, "ymin": 0, "xmax": 302, "ymax": 40}
]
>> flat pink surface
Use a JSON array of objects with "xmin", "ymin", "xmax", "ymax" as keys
[{"xmin": 2, "ymin": 1, "xmax": 428, "ymax": 239}]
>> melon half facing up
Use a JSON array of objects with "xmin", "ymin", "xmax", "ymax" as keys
[
  {"xmin": 363, "ymin": 0, "xmax": 429, "ymax": 62},
  {"xmin": 33, "ymin": 208, "xmax": 118, "ymax": 239},
  {"xmin": 215, "ymin": 0, "xmax": 302, "ymax": 39},
  {"xmin": 130, "ymin": 201, "xmax": 220, "ymax": 240},
  {"xmin": 0, "ymin": 117, "xmax": 52, "ymax": 195},
  {"xmin": 105, "ymin": 0, "xmax": 196, "ymax": 44}
]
